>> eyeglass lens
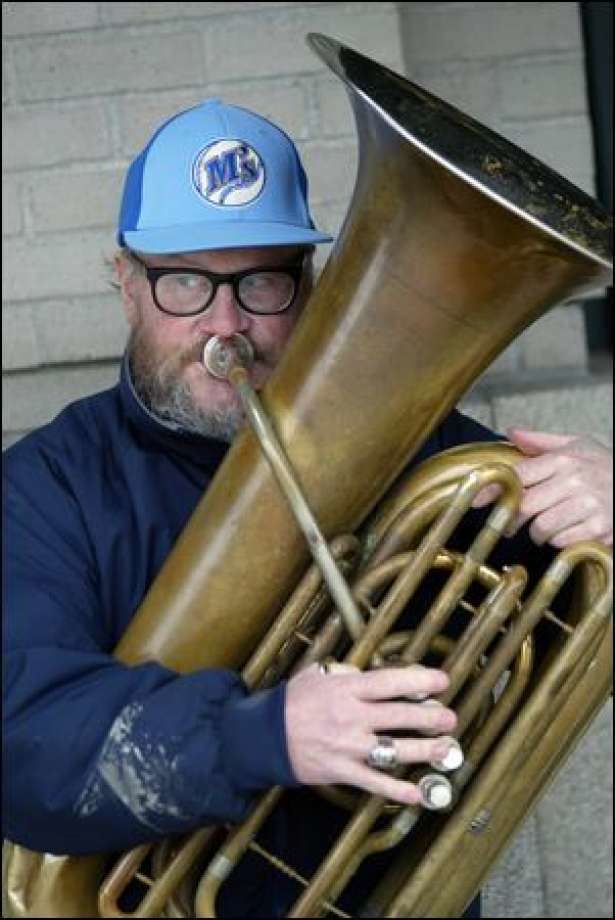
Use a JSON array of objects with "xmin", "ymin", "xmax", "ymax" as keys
[{"xmin": 155, "ymin": 270, "xmax": 297, "ymax": 315}]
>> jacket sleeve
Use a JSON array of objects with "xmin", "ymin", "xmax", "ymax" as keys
[{"xmin": 3, "ymin": 447, "xmax": 297, "ymax": 857}]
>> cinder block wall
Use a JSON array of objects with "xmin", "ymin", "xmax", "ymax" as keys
[
  {"xmin": 2, "ymin": 3, "xmax": 612, "ymax": 918},
  {"xmin": 394, "ymin": 2, "xmax": 612, "ymax": 449},
  {"xmin": 397, "ymin": 1, "xmax": 609, "ymax": 406}
]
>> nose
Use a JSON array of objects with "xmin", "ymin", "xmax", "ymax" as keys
[{"xmin": 196, "ymin": 283, "xmax": 249, "ymax": 337}]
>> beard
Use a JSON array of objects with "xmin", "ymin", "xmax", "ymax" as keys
[{"xmin": 128, "ymin": 325, "xmax": 248, "ymax": 443}]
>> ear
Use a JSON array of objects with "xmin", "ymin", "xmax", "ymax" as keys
[{"xmin": 114, "ymin": 252, "xmax": 141, "ymax": 328}]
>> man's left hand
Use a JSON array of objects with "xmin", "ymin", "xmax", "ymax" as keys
[{"xmin": 473, "ymin": 428, "xmax": 613, "ymax": 548}]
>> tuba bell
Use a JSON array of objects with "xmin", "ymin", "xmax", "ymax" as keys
[{"xmin": 4, "ymin": 33, "xmax": 612, "ymax": 919}]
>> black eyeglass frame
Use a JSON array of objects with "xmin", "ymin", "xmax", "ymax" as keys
[{"xmin": 129, "ymin": 251, "xmax": 305, "ymax": 317}]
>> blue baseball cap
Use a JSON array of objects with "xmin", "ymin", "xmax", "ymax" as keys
[{"xmin": 118, "ymin": 99, "xmax": 332, "ymax": 254}]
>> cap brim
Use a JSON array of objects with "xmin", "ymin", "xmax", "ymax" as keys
[{"xmin": 121, "ymin": 221, "xmax": 333, "ymax": 254}]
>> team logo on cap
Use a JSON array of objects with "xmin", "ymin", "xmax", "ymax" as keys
[{"xmin": 193, "ymin": 139, "xmax": 265, "ymax": 206}]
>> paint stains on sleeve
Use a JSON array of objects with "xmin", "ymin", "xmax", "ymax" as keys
[{"xmin": 75, "ymin": 701, "xmax": 192, "ymax": 832}]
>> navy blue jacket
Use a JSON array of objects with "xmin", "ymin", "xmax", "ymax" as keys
[{"xmin": 4, "ymin": 360, "xmax": 530, "ymax": 915}]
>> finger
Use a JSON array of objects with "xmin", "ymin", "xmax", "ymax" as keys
[
  {"xmin": 471, "ymin": 483, "xmax": 502, "ymax": 508},
  {"xmin": 518, "ymin": 476, "xmax": 582, "ymax": 520},
  {"xmin": 528, "ymin": 496, "xmax": 588, "ymax": 546},
  {"xmin": 551, "ymin": 519, "xmax": 613, "ymax": 549},
  {"xmin": 416, "ymin": 699, "xmax": 458, "ymax": 735},
  {"xmin": 379, "ymin": 736, "xmax": 459, "ymax": 766},
  {"xmin": 507, "ymin": 428, "xmax": 576, "ymax": 456},
  {"xmin": 507, "ymin": 472, "xmax": 589, "ymax": 537},
  {"xmin": 357, "ymin": 665, "xmax": 449, "ymax": 701},
  {"xmin": 368, "ymin": 700, "xmax": 457, "ymax": 734},
  {"xmin": 473, "ymin": 465, "xmax": 567, "ymax": 517},
  {"xmin": 344, "ymin": 762, "xmax": 422, "ymax": 806},
  {"xmin": 515, "ymin": 452, "xmax": 572, "ymax": 487}
]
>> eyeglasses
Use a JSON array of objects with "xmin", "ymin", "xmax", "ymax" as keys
[{"xmin": 129, "ymin": 252, "xmax": 305, "ymax": 317}]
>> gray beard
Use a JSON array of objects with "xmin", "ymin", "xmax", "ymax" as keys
[
  {"xmin": 127, "ymin": 330, "xmax": 245, "ymax": 443},
  {"xmin": 145, "ymin": 379, "xmax": 244, "ymax": 443}
]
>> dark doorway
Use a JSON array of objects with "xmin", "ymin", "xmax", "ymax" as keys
[{"xmin": 579, "ymin": 1, "xmax": 613, "ymax": 361}]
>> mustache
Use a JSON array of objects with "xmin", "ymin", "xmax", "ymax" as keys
[
  {"xmin": 127, "ymin": 322, "xmax": 282, "ymax": 408},
  {"xmin": 166, "ymin": 335, "xmax": 275, "ymax": 374}
]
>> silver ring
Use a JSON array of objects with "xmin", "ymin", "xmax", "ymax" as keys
[{"xmin": 367, "ymin": 736, "xmax": 398, "ymax": 771}]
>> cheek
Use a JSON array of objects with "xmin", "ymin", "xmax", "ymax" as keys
[
  {"xmin": 143, "ymin": 312, "xmax": 191, "ymax": 353},
  {"xmin": 122, "ymin": 284, "xmax": 143, "ymax": 329},
  {"xmin": 130, "ymin": 285, "xmax": 187, "ymax": 342},
  {"xmin": 262, "ymin": 312, "xmax": 301, "ymax": 350}
]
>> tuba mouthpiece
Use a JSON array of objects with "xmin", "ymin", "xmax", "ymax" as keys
[{"xmin": 202, "ymin": 334, "xmax": 254, "ymax": 379}]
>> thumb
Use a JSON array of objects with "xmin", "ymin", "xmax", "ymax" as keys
[{"xmin": 506, "ymin": 427, "xmax": 576, "ymax": 456}]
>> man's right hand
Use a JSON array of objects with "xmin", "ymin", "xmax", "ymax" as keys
[{"xmin": 284, "ymin": 663, "xmax": 458, "ymax": 805}]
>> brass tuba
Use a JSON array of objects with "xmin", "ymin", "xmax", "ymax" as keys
[{"xmin": 4, "ymin": 33, "xmax": 612, "ymax": 919}]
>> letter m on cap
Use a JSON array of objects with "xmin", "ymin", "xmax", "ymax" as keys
[{"xmin": 206, "ymin": 151, "xmax": 240, "ymax": 195}]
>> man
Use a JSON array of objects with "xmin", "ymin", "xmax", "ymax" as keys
[{"xmin": 4, "ymin": 99, "xmax": 612, "ymax": 918}]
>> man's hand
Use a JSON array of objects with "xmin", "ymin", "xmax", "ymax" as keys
[
  {"xmin": 285, "ymin": 663, "xmax": 458, "ymax": 805},
  {"xmin": 473, "ymin": 428, "xmax": 613, "ymax": 548}
]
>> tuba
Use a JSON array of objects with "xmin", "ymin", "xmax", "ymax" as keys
[{"xmin": 4, "ymin": 33, "xmax": 612, "ymax": 919}]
